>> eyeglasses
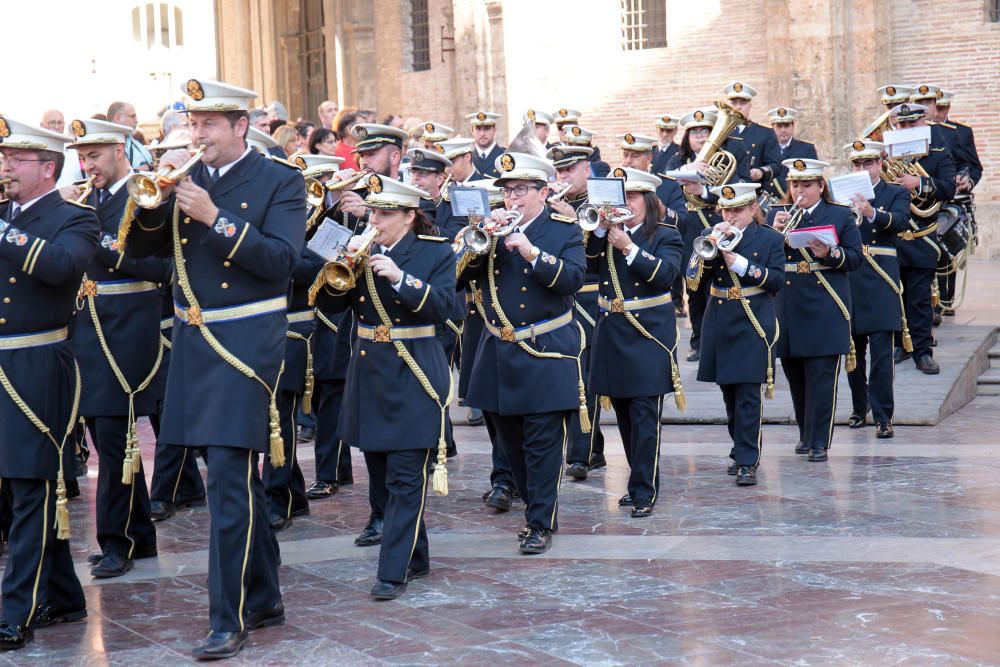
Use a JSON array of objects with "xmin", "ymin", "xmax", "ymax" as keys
[
  {"xmin": 500, "ymin": 184, "xmax": 542, "ymax": 197},
  {"xmin": 0, "ymin": 156, "xmax": 52, "ymax": 168},
  {"xmin": 688, "ymin": 128, "xmax": 710, "ymax": 137}
]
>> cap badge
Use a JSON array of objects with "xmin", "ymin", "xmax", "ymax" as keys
[
  {"xmin": 367, "ymin": 174, "xmax": 383, "ymax": 194},
  {"xmin": 295, "ymin": 156, "xmax": 307, "ymax": 169},
  {"xmin": 433, "ymin": 142, "xmax": 443, "ymax": 152},
  {"xmin": 71, "ymin": 120, "xmax": 87, "ymax": 137},
  {"xmin": 612, "ymin": 167, "xmax": 626, "ymax": 179},
  {"xmin": 624, "ymin": 133, "xmax": 635, "ymax": 145},
  {"xmin": 793, "ymin": 159, "xmax": 807, "ymax": 171},
  {"xmin": 722, "ymin": 186, "xmax": 736, "ymax": 199},
  {"xmin": 918, "ymin": 85, "xmax": 929, "ymax": 95},
  {"xmin": 499, "ymin": 154, "xmax": 515, "ymax": 172},
  {"xmin": 424, "ymin": 122, "xmax": 434, "ymax": 133},
  {"xmin": 552, "ymin": 148, "xmax": 563, "ymax": 160},
  {"xmin": 413, "ymin": 150, "xmax": 425, "ymax": 162},
  {"xmin": 662, "ymin": 116, "xmax": 670, "ymax": 123},
  {"xmin": 0, "ymin": 117, "xmax": 8, "ymax": 139},
  {"xmin": 777, "ymin": 108, "xmax": 787, "ymax": 117},
  {"xmin": 936, "ymin": 89, "xmax": 944, "ymax": 99},
  {"xmin": 571, "ymin": 126, "xmax": 582, "ymax": 137},
  {"xmin": 693, "ymin": 110, "xmax": 704, "ymax": 121},
  {"xmin": 526, "ymin": 109, "xmax": 536, "ymax": 121},
  {"xmin": 852, "ymin": 140, "xmax": 865, "ymax": 151},
  {"xmin": 476, "ymin": 111, "xmax": 486, "ymax": 122},
  {"xmin": 356, "ymin": 126, "xmax": 368, "ymax": 140},
  {"xmin": 900, "ymin": 104, "xmax": 911, "ymax": 115},
  {"xmin": 886, "ymin": 85, "xmax": 896, "ymax": 96},
  {"xmin": 185, "ymin": 79, "xmax": 205, "ymax": 101},
  {"xmin": 558, "ymin": 108, "xmax": 568, "ymax": 117},
  {"xmin": 733, "ymin": 82, "xmax": 743, "ymax": 93}
]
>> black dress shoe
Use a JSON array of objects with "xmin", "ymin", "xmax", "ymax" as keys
[
  {"xmin": 566, "ymin": 462, "xmax": 588, "ymax": 480},
  {"xmin": 894, "ymin": 347, "xmax": 911, "ymax": 364},
  {"xmin": 354, "ymin": 517, "xmax": 383, "ymax": 546},
  {"xmin": 587, "ymin": 454, "xmax": 607, "ymax": 470},
  {"xmin": 736, "ymin": 466, "xmax": 758, "ymax": 486},
  {"xmin": 296, "ymin": 426, "xmax": 316, "ymax": 443},
  {"xmin": 31, "ymin": 605, "xmax": 87, "ymax": 629},
  {"xmin": 306, "ymin": 480, "xmax": 338, "ymax": 499},
  {"xmin": 191, "ymin": 629, "xmax": 248, "ymax": 660},
  {"xmin": 269, "ymin": 514, "xmax": 293, "ymax": 532},
  {"xmin": 516, "ymin": 526, "xmax": 530, "ymax": 541},
  {"xmin": 292, "ymin": 505, "xmax": 311, "ymax": 518},
  {"xmin": 87, "ymin": 552, "xmax": 104, "ymax": 565},
  {"xmin": 876, "ymin": 422, "xmax": 894, "ymax": 439},
  {"xmin": 519, "ymin": 528, "xmax": 552, "ymax": 555},
  {"xmin": 618, "ymin": 493, "xmax": 632, "ymax": 506},
  {"xmin": 405, "ymin": 567, "xmax": 430, "ymax": 582},
  {"xmin": 91, "ymin": 552, "xmax": 134, "ymax": 579},
  {"xmin": 915, "ymin": 355, "xmax": 940, "ymax": 375},
  {"xmin": 89, "ymin": 546, "xmax": 157, "ymax": 565},
  {"xmin": 467, "ymin": 408, "xmax": 485, "ymax": 426},
  {"xmin": 686, "ymin": 348, "xmax": 700, "ymax": 362},
  {"xmin": 794, "ymin": 441, "xmax": 809, "ymax": 455},
  {"xmin": 244, "ymin": 602, "xmax": 284, "ymax": 631},
  {"xmin": 727, "ymin": 462, "xmax": 738, "ymax": 475},
  {"xmin": 150, "ymin": 500, "xmax": 176, "ymax": 522},
  {"xmin": 65, "ymin": 479, "xmax": 80, "ymax": 499},
  {"xmin": 631, "ymin": 503, "xmax": 654, "ymax": 518},
  {"xmin": 484, "ymin": 486, "xmax": 513, "ymax": 512},
  {"xmin": 942, "ymin": 307, "xmax": 956, "ymax": 317},
  {"xmin": 370, "ymin": 580, "xmax": 407, "ymax": 600},
  {"xmin": 848, "ymin": 412, "xmax": 867, "ymax": 429},
  {"xmin": 807, "ymin": 449, "xmax": 828, "ymax": 462},
  {"xmin": 0, "ymin": 624, "xmax": 32, "ymax": 650}
]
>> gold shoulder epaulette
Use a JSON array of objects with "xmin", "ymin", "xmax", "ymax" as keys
[
  {"xmin": 416, "ymin": 234, "xmax": 448, "ymax": 242},
  {"xmin": 656, "ymin": 172, "xmax": 677, "ymax": 182},
  {"xmin": 268, "ymin": 155, "xmax": 301, "ymax": 170},
  {"xmin": 940, "ymin": 121, "xmax": 957, "ymax": 130},
  {"xmin": 67, "ymin": 199, "xmax": 96, "ymax": 210},
  {"xmin": 551, "ymin": 213, "xmax": 577, "ymax": 223},
  {"xmin": 951, "ymin": 120, "xmax": 969, "ymax": 128}
]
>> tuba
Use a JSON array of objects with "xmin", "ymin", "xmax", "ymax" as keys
[
  {"xmin": 861, "ymin": 114, "xmax": 940, "ymax": 218},
  {"xmin": 694, "ymin": 226, "xmax": 743, "ymax": 259},
  {"xmin": 695, "ymin": 101, "xmax": 746, "ymax": 187},
  {"xmin": 322, "ymin": 225, "xmax": 379, "ymax": 291},
  {"xmin": 126, "ymin": 145, "xmax": 206, "ymax": 209}
]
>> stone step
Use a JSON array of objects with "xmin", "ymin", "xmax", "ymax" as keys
[
  {"xmin": 978, "ymin": 384, "xmax": 1000, "ymax": 396},
  {"xmin": 988, "ymin": 345, "xmax": 1000, "ymax": 368},
  {"xmin": 977, "ymin": 369, "xmax": 1000, "ymax": 385}
]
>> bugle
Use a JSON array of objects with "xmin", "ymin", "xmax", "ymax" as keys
[
  {"xmin": 322, "ymin": 225, "xmax": 379, "ymax": 291},
  {"xmin": 454, "ymin": 209, "xmax": 523, "ymax": 255},
  {"xmin": 577, "ymin": 203, "xmax": 634, "ymax": 232},
  {"xmin": 777, "ymin": 194, "xmax": 807, "ymax": 239},
  {"xmin": 126, "ymin": 144, "xmax": 206, "ymax": 209},
  {"xmin": 75, "ymin": 175, "xmax": 96, "ymax": 204},
  {"xmin": 694, "ymin": 226, "xmax": 743, "ymax": 260},
  {"xmin": 326, "ymin": 169, "xmax": 372, "ymax": 193}
]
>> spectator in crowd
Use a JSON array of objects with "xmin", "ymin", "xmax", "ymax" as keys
[
  {"xmin": 107, "ymin": 100, "xmax": 153, "ymax": 169},
  {"xmin": 272, "ymin": 124, "xmax": 300, "ymax": 157},
  {"xmin": 267, "ymin": 100, "xmax": 289, "ymax": 122},
  {"xmin": 40, "ymin": 109, "xmax": 65, "ymax": 133},
  {"xmin": 250, "ymin": 108, "xmax": 271, "ymax": 134},
  {"xmin": 357, "ymin": 109, "xmax": 377, "ymax": 123},
  {"xmin": 308, "ymin": 127, "xmax": 338, "ymax": 156},
  {"xmin": 268, "ymin": 118, "xmax": 287, "ymax": 135},
  {"xmin": 318, "ymin": 100, "xmax": 339, "ymax": 130},
  {"xmin": 294, "ymin": 121, "xmax": 315, "ymax": 153},
  {"xmin": 334, "ymin": 112, "xmax": 360, "ymax": 168},
  {"xmin": 382, "ymin": 114, "xmax": 403, "ymax": 128},
  {"xmin": 41, "ymin": 109, "xmax": 83, "ymax": 186}
]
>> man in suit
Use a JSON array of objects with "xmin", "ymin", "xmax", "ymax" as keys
[
  {"xmin": 766, "ymin": 107, "xmax": 817, "ymax": 201},
  {"xmin": 720, "ymin": 81, "xmax": 781, "ymax": 187},
  {"xmin": 651, "ymin": 115, "xmax": 679, "ymax": 174},
  {"xmin": 466, "ymin": 111, "xmax": 505, "ymax": 180},
  {"xmin": 123, "ymin": 79, "xmax": 305, "ymax": 659},
  {"xmin": 0, "ymin": 117, "xmax": 98, "ymax": 649}
]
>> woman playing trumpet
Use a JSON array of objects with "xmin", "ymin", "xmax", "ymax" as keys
[
  {"xmin": 587, "ymin": 167, "xmax": 683, "ymax": 517},
  {"xmin": 686, "ymin": 183, "xmax": 784, "ymax": 485},
  {"xmin": 313, "ymin": 175, "xmax": 456, "ymax": 599}
]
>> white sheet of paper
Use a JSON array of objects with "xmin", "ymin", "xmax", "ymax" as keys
[
  {"xmin": 307, "ymin": 217, "xmax": 354, "ymax": 261},
  {"xmin": 786, "ymin": 226, "xmax": 839, "ymax": 249},
  {"xmin": 587, "ymin": 178, "xmax": 627, "ymax": 206},
  {"xmin": 449, "ymin": 187, "xmax": 490, "ymax": 217},
  {"xmin": 828, "ymin": 172, "xmax": 876, "ymax": 205},
  {"xmin": 883, "ymin": 126, "xmax": 931, "ymax": 158},
  {"xmin": 661, "ymin": 169, "xmax": 705, "ymax": 183}
]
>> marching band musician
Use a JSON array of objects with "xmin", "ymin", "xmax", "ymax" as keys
[
  {"xmin": 587, "ymin": 167, "xmax": 683, "ymax": 515},
  {"xmin": 877, "ymin": 84, "xmax": 914, "ymax": 112},
  {"xmin": 405, "ymin": 148, "xmax": 451, "ymax": 225},
  {"xmin": 419, "ymin": 122, "xmax": 453, "ymax": 151},
  {"xmin": 547, "ymin": 144, "xmax": 607, "ymax": 480},
  {"xmin": 122, "ymin": 79, "xmax": 304, "ymax": 659},
  {"xmin": 0, "ymin": 117, "xmax": 97, "ymax": 650},
  {"xmin": 686, "ymin": 183, "xmax": 784, "ymax": 486},
  {"xmin": 720, "ymin": 81, "xmax": 781, "ymax": 186},
  {"xmin": 766, "ymin": 107, "xmax": 817, "ymax": 201},
  {"xmin": 458, "ymin": 151, "xmax": 586, "ymax": 555},
  {"xmin": 666, "ymin": 107, "xmax": 721, "ymax": 363},
  {"xmin": 68, "ymin": 119, "xmax": 170, "ymax": 578},
  {"xmin": 931, "ymin": 90, "xmax": 982, "ymax": 189},
  {"xmin": 552, "ymin": 107, "xmax": 582, "ymax": 144},
  {"xmin": 843, "ymin": 140, "xmax": 910, "ymax": 439},
  {"xmin": 889, "ymin": 103, "xmax": 955, "ymax": 375},
  {"xmin": 314, "ymin": 176, "xmax": 455, "ymax": 600},
  {"xmin": 618, "ymin": 132, "xmax": 685, "ymax": 226},
  {"xmin": 561, "ymin": 124, "xmax": 611, "ymax": 177},
  {"xmin": 651, "ymin": 115, "xmax": 680, "ymax": 174},
  {"xmin": 466, "ymin": 111, "xmax": 505, "ymax": 180},
  {"xmin": 524, "ymin": 109, "xmax": 555, "ymax": 148},
  {"xmin": 770, "ymin": 158, "xmax": 862, "ymax": 462}
]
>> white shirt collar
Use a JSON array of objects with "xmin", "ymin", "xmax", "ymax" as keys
[
  {"xmin": 210, "ymin": 145, "xmax": 253, "ymax": 180},
  {"xmin": 806, "ymin": 199, "xmax": 822, "ymax": 215},
  {"xmin": 479, "ymin": 142, "xmax": 496, "ymax": 158},
  {"xmin": 780, "ymin": 141, "xmax": 792, "ymax": 150},
  {"xmin": 107, "ymin": 171, "xmax": 133, "ymax": 196},
  {"xmin": 516, "ymin": 208, "xmax": 543, "ymax": 233},
  {"xmin": 11, "ymin": 188, "xmax": 56, "ymax": 216}
]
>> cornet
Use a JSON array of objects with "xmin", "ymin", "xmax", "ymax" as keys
[
  {"xmin": 75, "ymin": 175, "xmax": 96, "ymax": 204},
  {"xmin": 577, "ymin": 203, "xmax": 635, "ymax": 232},
  {"xmin": 322, "ymin": 225, "xmax": 379, "ymax": 291},
  {"xmin": 777, "ymin": 194, "xmax": 807, "ymax": 239},
  {"xmin": 454, "ymin": 209, "xmax": 523, "ymax": 256},
  {"xmin": 694, "ymin": 226, "xmax": 743, "ymax": 260},
  {"xmin": 126, "ymin": 145, "xmax": 206, "ymax": 209}
]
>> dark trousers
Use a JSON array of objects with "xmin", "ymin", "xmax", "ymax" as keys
[
  {"xmin": 87, "ymin": 416, "xmax": 156, "ymax": 558},
  {"xmin": 782, "ymin": 355, "xmax": 841, "ymax": 452},
  {"xmin": 848, "ymin": 331, "xmax": 895, "ymax": 424},
  {"xmin": 1, "ymin": 478, "xmax": 85, "ymax": 626},
  {"xmin": 567, "ymin": 346, "xmax": 605, "ymax": 465},
  {"xmin": 899, "ymin": 266, "xmax": 935, "ymax": 359},
  {"xmin": 688, "ymin": 283, "xmax": 710, "ymax": 351},
  {"xmin": 204, "ymin": 446, "xmax": 281, "ymax": 633},
  {"xmin": 671, "ymin": 274, "xmax": 685, "ymax": 308},
  {"xmin": 721, "ymin": 384, "xmax": 763, "ymax": 467},
  {"xmin": 610, "ymin": 396, "xmax": 663, "ymax": 505},
  {"xmin": 363, "ymin": 451, "xmax": 388, "ymax": 522},
  {"xmin": 489, "ymin": 411, "xmax": 570, "ymax": 531},
  {"xmin": 486, "ymin": 412, "xmax": 514, "ymax": 491},
  {"xmin": 312, "ymin": 379, "xmax": 353, "ymax": 484},
  {"xmin": 363, "ymin": 449, "xmax": 431, "ymax": 584},
  {"xmin": 937, "ymin": 257, "xmax": 957, "ymax": 309},
  {"xmin": 149, "ymin": 412, "xmax": 205, "ymax": 504},
  {"xmin": 0, "ymin": 480, "xmax": 12, "ymax": 541},
  {"xmin": 264, "ymin": 391, "xmax": 309, "ymax": 520}
]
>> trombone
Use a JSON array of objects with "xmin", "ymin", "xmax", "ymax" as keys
[
  {"xmin": 577, "ymin": 203, "xmax": 634, "ymax": 232},
  {"xmin": 126, "ymin": 145, "xmax": 206, "ymax": 209},
  {"xmin": 322, "ymin": 225, "xmax": 379, "ymax": 291}
]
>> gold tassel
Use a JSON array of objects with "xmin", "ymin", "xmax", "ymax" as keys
[
  {"xmin": 432, "ymin": 438, "xmax": 449, "ymax": 496},
  {"xmin": 765, "ymin": 363, "xmax": 775, "ymax": 400},
  {"xmin": 306, "ymin": 271, "xmax": 325, "ymax": 306},
  {"xmin": 301, "ymin": 346, "xmax": 315, "ymax": 415},
  {"xmin": 902, "ymin": 324, "xmax": 914, "ymax": 353},
  {"xmin": 671, "ymin": 363, "xmax": 687, "ymax": 412},
  {"xmin": 846, "ymin": 338, "xmax": 857, "ymax": 373},
  {"xmin": 931, "ymin": 280, "xmax": 940, "ymax": 308},
  {"xmin": 269, "ymin": 396, "xmax": 285, "ymax": 467},
  {"xmin": 55, "ymin": 471, "xmax": 70, "ymax": 540},
  {"xmin": 116, "ymin": 196, "xmax": 139, "ymax": 252},
  {"xmin": 600, "ymin": 395, "xmax": 612, "ymax": 411},
  {"xmin": 129, "ymin": 421, "xmax": 142, "ymax": 473},
  {"xmin": 455, "ymin": 247, "xmax": 475, "ymax": 278},
  {"xmin": 577, "ymin": 381, "xmax": 591, "ymax": 434},
  {"xmin": 121, "ymin": 444, "xmax": 134, "ymax": 485}
]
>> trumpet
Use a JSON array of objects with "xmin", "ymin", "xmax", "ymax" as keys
[
  {"xmin": 547, "ymin": 181, "xmax": 573, "ymax": 203},
  {"xmin": 322, "ymin": 225, "xmax": 380, "ymax": 291},
  {"xmin": 577, "ymin": 203, "xmax": 635, "ymax": 232},
  {"xmin": 776, "ymin": 194, "xmax": 807, "ymax": 239},
  {"xmin": 694, "ymin": 226, "xmax": 743, "ymax": 260},
  {"xmin": 126, "ymin": 144, "xmax": 206, "ymax": 209},
  {"xmin": 326, "ymin": 169, "xmax": 372, "ymax": 192},
  {"xmin": 454, "ymin": 209, "xmax": 524, "ymax": 256},
  {"xmin": 74, "ymin": 175, "xmax": 96, "ymax": 204}
]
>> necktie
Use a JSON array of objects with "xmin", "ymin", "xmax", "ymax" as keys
[
  {"xmin": 98, "ymin": 189, "xmax": 109, "ymax": 206},
  {"xmin": 210, "ymin": 169, "xmax": 220, "ymax": 184},
  {"xmin": 8, "ymin": 206, "xmax": 20, "ymax": 221}
]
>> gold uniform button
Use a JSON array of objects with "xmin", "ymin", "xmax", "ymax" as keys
[
  {"xmin": 223, "ymin": 261, "xmax": 231, "ymax": 268},
  {"xmin": 180, "ymin": 238, "xmax": 188, "ymax": 245},
  {"xmin": 183, "ymin": 217, "xmax": 191, "ymax": 224},
  {"xmin": 717, "ymin": 299, "xmax": 723, "ymax": 304},
  {"xmin": 8, "ymin": 278, "xmax": 15, "ymax": 284},
  {"xmin": 0, "ymin": 318, "xmax": 5, "ymax": 324},
  {"xmin": 221, "ymin": 282, "xmax": 229, "ymax": 289},
  {"xmin": 519, "ymin": 304, "xmax": 525, "ymax": 309},
  {"xmin": 520, "ymin": 321, "xmax": 527, "ymax": 326},
  {"xmin": 360, "ymin": 350, "xmax": 366, "ymax": 357},
  {"xmin": 634, "ymin": 282, "xmax": 639, "ymax": 287},
  {"xmin": 3, "ymin": 298, "xmax": 9, "ymax": 304},
  {"xmin": 600, "ymin": 252, "xmax": 605, "ymax": 257},
  {"xmin": 495, "ymin": 270, "xmax": 500, "ymax": 275},
  {"xmin": 603, "ymin": 281, "xmax": 609, "ymax": 285},
  {"xmin": 523, "ymin": 269, "xmax": 529, "ymax": 275},
  {"xmin": 786, "ymin": 281, "xmax": 791, "ymax": 285},
  {"xmin": 520, "ymin": 287, "xmax": 527, "ymax": 292},
  {"xmin": 491, "ymin": 320, "xmax": 497, "ymax": 325},
  {"xmin": 240, "ymin": 202, "xmax": 249, "ymax": 209},
  {"xmin": 394, "ymin": 318, "xmax": 401, "ymax": 323},
  {"xmin": 359, "ymin": 296, "xmax": 365, "ymax": 302},
  {"xmin": 108, "ymin": 267, "xmax": 115, "ymax": 273}
]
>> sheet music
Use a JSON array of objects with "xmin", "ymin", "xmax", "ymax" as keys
[
  {"xmin": 661, "ymin": 168, "xmax": 705, "ymax": 183},
  {"xmin": 883, "ymin": 126, "xmax": 931, "ymax": 158},
  {"xmin": 828, "ymin": 172, "xmax": 876, "ymax": 205},
  {"xmin": 449, "ymin": 187, "xmax": 490, "ymax": 217},
  {"xmin": 587, "ymin": 178, "xmax": 626, "ymax": 206},
  {"xmin": 786, "ymin": 225, "xmax": 839, "ymax": 249},
  {"xmin": 307, "ymin": 217, "xmax": 354, "ymax": 261}
]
